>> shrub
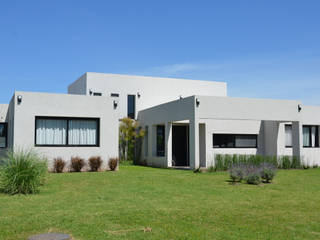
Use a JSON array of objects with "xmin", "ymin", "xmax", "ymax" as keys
[
  {"xmin": 108, "ymin": 157, "xmax": 118, "ymax": 171},
  {"xmin": 291, "ymin": 156, "xmax": 301, "ymax": 169},
  {"xmin": 280, "ymin": 156, "xmax": 291, "ymax": 169},
  {"xmin": 193, "ymin": 167, "xmax": 202, "ymax": 173},
  {"xmin": 88, "ymin": 156, "xmax": 103, "ymax": 172},
  {"xmin": 214, "ymin": 154, "xmax": 224, "ymax": 171},
  {"xmin": 0, "ymin": 149, "xmax": 47, "ymax": 194},
  {"xmin": 229, "ymin": 164, "xmax": 245, "ymax": 182},
  {"xmin": 260, "ymin": 162, "xmax": 276, "ymax": 183},
  {"xmin": 70, "ymin": 157, "xmax": 85, "ymax": 172},
  {"xmin": 223, "ymin": 154, "xmax": 232, "ymax": 170},
  {"xmin": 53, "ymin": 157, "xmax": 66, "ymax": 173},
  {"xmin": 244, "ymin": 165, "xmax": 261, "ymax": 185}
]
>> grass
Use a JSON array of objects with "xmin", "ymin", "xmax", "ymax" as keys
[{"xmin": 0, "ymin": 166, "xmax": 320, "ymax": 240}]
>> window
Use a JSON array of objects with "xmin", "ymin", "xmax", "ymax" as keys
[
  {"xmin": 35, "ymin": 117, "xmax": 99, "ymax": 146},
  {"xmin": 127, "ymin": 95, "xmax": 136, "ymax": 119},
  {"xmin": 144, "ymin": 126, "xmax": 148, "ymax": 157},
  {"xmin": 156, "ymin": 125, "xmax": 165, "ymax": 156},
  {"xmin": 285, "ymin": 125, "xmax": 292, "ymax": 147},
  {"xmin": 0, "ymin": 123, "xmax": 7, "ymax": 148},
  {"xmin": 93, "ymin": 92, "xmax": 102, "ymax": 96},
  {"xmin": 213, "ymin": 134, "xmax": 257, "ymax": 148},
  {"xmin": 303, "ymin": 125, "xmax": 319, "ymax": 148}
]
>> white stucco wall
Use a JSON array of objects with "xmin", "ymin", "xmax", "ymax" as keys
[
  {"xmin": 69, "ymin": 72, "xmax": 227, "ymax": 119},
  {"xmin": 0, "ymin": 104, "xmax": 8, "ymax": 123},
  {"xmin": 12, "ymin": 91, "xmax": 119, "ymax": 168}
]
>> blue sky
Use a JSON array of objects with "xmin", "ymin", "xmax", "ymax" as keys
[{"xmin": 0, "ymin": 0, "xmax": 320, "ymax": 104}]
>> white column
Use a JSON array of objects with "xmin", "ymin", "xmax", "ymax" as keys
[
  {"xmin": 165, "ymin": 122, "xmax": 172, "ymax": 168},
  {"xmin": 292, "ymin": 121, "xmax": 303, "ymax": 158},
  {"xmin": 189, "ymin": 119, "xmax": 199, "ymax": 169}
]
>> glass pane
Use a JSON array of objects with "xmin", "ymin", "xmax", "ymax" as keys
[
  {"xmin": 0, "ymin": 124, "xmax": 6, "ymax": 148},
  {"xmin": 157, "ymin": 125, "xmax": 165, "ymax": 156},
  {"xmin": 285, "ymin": 125, "xmax": 292, "ymax": 147},
  {"xmin": 235, "ymin": 135, "xmax": 257, "ymax": 148},
  {"xmin": 213, "ymin": 134, "xmax": 234, "ymax": 148},
  {"xmin": 68, "ymin": 120, "xmax": 97, "ymax": 145},
  {"xmin": 303, "ymin": 126, "xmax": 310, "ymax": 147},
  {"xmin": 127, "ymin": 95, "xmax": 136, "ymax": 119},
  {"xmin": 36, "ymin": 119, "xmax": 67, "ymax": 145}
]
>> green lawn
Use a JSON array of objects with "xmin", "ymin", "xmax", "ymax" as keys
[{"xmin": 1, "ymin": 166, "xmax": 320, "ymax": 240}]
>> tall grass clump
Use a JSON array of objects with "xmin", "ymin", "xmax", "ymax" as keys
[
  {"xmin": 0, "ymin": 150, "xmax": 47, "ymax": 194},
  {"xmin": 214, "ymin": 154, "xmax": 301, "ymax": 171}
]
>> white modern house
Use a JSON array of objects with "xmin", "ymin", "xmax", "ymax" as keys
[{"xmin": 0, "ymin": 72, "xmax": 319, "ymax": 169}]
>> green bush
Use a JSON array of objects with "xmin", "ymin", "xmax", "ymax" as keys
[
  {"xmin": 244, "ymin": 165, "xmax": 261, "ymax": 185},
  {"xmin": 260, "ymin": 162, "xmax": 276, "ymax": 183},
  {"xmin": 229, "ymin": 163, "xmax": 245, "ymax": 182},
  {"xmin": 291, "ymin": 156, "xmax": 301, "ymax": 169},
  {"xmin": 0, "ymin": 150, "xmax": 47, "ymax": 194}
]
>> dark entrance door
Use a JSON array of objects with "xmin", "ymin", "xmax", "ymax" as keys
[{"xmin": 172, "ymin": 125, "xmax": 189, "ymax": 166}]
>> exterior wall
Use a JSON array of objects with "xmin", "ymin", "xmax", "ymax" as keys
[
  {"xmin": 139, "ymin": 95, "xmax": 320, "ymax": 169},
  {"xmin": 138, "ymin": 97, "xmax": 195, "ymax": 168},
  {"xmin": 68, "ymin": 73, "xmax": 87, "ymax": 95},
  {"xmin": 11, "ymin": 91, "xmax": 119, "ymax": 169},
  {"xmin": 0, "ymin": 104, "xmax": 8, "ymax": 123},
  {"xmin": 70, "ymin": 72, "xmax": 227, "ymax": 119},
  {"xmin": 202, "ymin": 119, "xmax": 263, "ymax": 167}
]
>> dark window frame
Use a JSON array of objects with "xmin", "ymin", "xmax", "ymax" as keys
[
  {"xmin": 111, "ymin": 93, "xmax": 119, "ymax": 97},
  {"xmin": 303, "ymin": 125, "xmax": 319, "ymax": 148},
  {"xmin": 156, "ymin": 125, "xmax": 165, "ymax": 157},
  {"xmin": 285, "ymin": 124, "xmax": 293, "ymax": 148},
  {"xmin": 212, "ymin": 134, "xmax": 258, "ymax": 148},
  {"xmin": 127, "ymin": 94, "xmax": 136, "ymax": 119},
  {"xmin": 93, "ymin": 92, "xmax": 102, "ymax": 96},
  {"xmin": 35, "ymin": 116, "xmax": 100, "ymax": 147},
  {"xmin": 0, "ymin": 122, "xmax": 8, "ymax": 148}
]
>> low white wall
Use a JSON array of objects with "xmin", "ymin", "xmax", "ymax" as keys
[{"xmin": 12, "ymin": 91, "xmax": 119, "ymax": 168}]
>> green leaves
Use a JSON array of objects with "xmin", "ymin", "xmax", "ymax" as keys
[{"xmin": 0, "ymin": 149, "xmax": 47, "ymax": 194}]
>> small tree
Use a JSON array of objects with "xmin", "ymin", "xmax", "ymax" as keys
[{"xmin": 119, "ymin": 118, "xmax": 145, "ymax": 163}]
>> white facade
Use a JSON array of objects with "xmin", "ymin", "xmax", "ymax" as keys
[{"xmin": 1, "ymin": 72, "xmax": 320, "ymax": 169}]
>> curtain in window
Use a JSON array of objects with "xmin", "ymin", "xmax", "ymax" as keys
[
  {"xmin": 68, "ymin": 120, "xmax": 97, "ymax": 145},
  {"xmin": 235, "ymin": 135, "xmax": 257, "ymax": 148},
  {"xmin": 303, "ymin": 126, "xmax": 310, "ymax": 147},
  {"xmin": 311, "ymin": 126, "xmax": 316, "ymax": 147},
  {"xmin": 285, "ymin": 125, "xmax": 292, "ymax": 147},
  {"xmin": 36, "ymin": 119, "xmax": 67, "ymax": 145}
]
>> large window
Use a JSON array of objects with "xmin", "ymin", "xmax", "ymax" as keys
[
  {"xmin": 35, "ymin": 117, "xmax": 99, "ymax": 146},
  {"xmin": 285, "ymin": 124, "xmax": 293, "ymax": 148},
  {"xmin": 213, "ymin": 134, "xmax": 257, "ymax": 148},
  {"xmin": 303, "ymin": 125, "xmax": 319, "ymax": 148},
  {"xmin": 156, "ymin": 125, "xmax": 165, "ymax": 156},
  {"xmin": 127, "ymin": 95, "xmax": 136, "ymax": 119},
  {"xmin": 0, "ymin": 123, "xmax": 7, "ymax": 148}
]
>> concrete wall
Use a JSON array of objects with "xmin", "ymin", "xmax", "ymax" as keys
[
  {"xmin": 68, "ymin": 73, "xmax": 87, "ymax": 95},
  {"xmin": 69, "ymin": 72, "xmax": 227, "ymax": 119},
  {"xmin": 196, "ymin": 96, "xmax": 301, "ymax": 122},
  {"xmin": 0, "ymin": 104, "xmax": 8, "ymax": 123},
  {"xmin": 12, "ymin": 91, "xmax": 119, "ymax": 169},
  {"xmin": 202, "ymin": 119, "xmax": 262, "ymax": 167}
]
